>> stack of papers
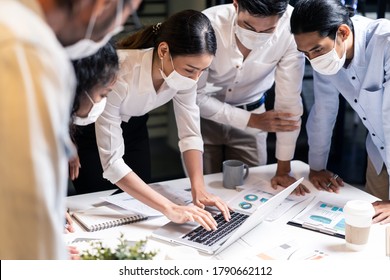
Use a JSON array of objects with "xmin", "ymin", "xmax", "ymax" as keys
[{"xmin": 101, "ymin": 184, "xmax": 193, "ymax": 217}]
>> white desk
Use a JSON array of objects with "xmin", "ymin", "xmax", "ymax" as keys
[{"xmin": 66, "ymin": 160, "xmax": 389, "ymax": 260}]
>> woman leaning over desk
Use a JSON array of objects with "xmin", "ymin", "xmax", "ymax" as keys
[{"xmin": 76, "ymin": 10, "xmax": 231, "ymax": 229}]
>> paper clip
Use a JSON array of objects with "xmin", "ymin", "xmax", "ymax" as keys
[{"xmin": 302, "ymin": 222, "xmax": 336, "ymax": 235}]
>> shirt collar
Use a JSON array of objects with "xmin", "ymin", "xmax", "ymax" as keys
[
  {"xmin": 230, "ymin": 13, "xmax": 240, "ymax": 51},
  {"xmin": 349, "ymin": 16, "xmax": 371, "ymax": 68},
  {"xmin": 139, "ymin": 48, "xmax": 156, "ymax": 95}
]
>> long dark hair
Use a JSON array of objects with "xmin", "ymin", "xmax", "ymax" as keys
[
  {"xmin": 290, "ymin": 0, "xmax": 353, "ymax": 39},
  {"xmin": 117, "ymin": 9, "xmax": 217, "ymax": 57},
  {"xmin": 236, "ymin": 0, "xmax": 289, "ymax": 17}
]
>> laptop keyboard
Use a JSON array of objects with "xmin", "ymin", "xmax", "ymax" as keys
[{"xmin": 182, "ymin": 211, "xmax": 249, "ymax": 247}]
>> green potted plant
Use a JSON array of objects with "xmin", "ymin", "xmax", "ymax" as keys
[{"xmin": 80, "ymin": 233, "xmax": 158, "ymax": 260}]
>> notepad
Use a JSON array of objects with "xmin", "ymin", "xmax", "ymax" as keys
[{"xmin": 72, "ymin": 205, "xmax": 148, "ymax": 232}]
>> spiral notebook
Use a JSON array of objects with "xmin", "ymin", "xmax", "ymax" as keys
[{"xmin": 72, "ymin": 205, "xmax": 148, "ymax": 232}]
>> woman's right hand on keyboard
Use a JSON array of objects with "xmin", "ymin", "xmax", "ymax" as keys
[{"xmin": 163, "ymin": 204, "xmax": 218, "ymax": 231}]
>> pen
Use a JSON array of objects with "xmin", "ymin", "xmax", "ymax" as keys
[
  {"xmin": 326, "ymin": 174, "xmax": 339, "ymax": 188},
  {"xmin": 111, "ymin": 188, "xmax": 124, "ymax": 195},
  {"xmin": 65, "ymin": 208, "xmax": 72, "ymax": 231}
]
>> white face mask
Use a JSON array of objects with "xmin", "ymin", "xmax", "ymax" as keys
[
  {"xmin": 234, "ymin": 23, "xmax": 273, "ymax": 50},
  {"xmin": 73, "ymin": 91, "xmax": 107, "ymax": 126},
  {"xmin": 309, "ymin": 34, "xmax": 347, "ymax": 75},
  {"xmin": 66, "ymin": 0, "xmax": 124, "ymax": 60},
  {"xmin": 159, "ymin": 55, "xmax": 197, "ymax": 91}
]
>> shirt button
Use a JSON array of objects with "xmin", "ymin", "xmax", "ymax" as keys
[
  {"xmin": 381, "ymin": 147, "xmax": 384, "ymax": 150},
  {"xmin": 362, "ymin": 117, "xmax": 367, "ymax": 121},
  {"xmin": 236, "ymin": 65, "xmax": 240, "ymax": 68},
  {"xmin": 352, "ymin": 76, "xmax": 356, "ymax": 80},
  {"xmin": 372, "ymin": 133, "xmax": 376, "ymax": 136},
  {"xmin": 354, "ymin": 99, "xmax": 358, "ymax": 103},
  {"xmin": 228, "ymin": 89, "xmax": 232, "ymax": 92}
]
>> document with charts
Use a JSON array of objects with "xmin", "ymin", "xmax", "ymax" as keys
[
  {"xmin": 229, "ymin": 178, "xmax": 311, "ymax": 221},
  {"xmin": 287, "ymin": 194, "xmax": 347, "ymax": 238}
]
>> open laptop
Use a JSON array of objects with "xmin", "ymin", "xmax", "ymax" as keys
[{"xmin": 152, "ymin": 177, "xmax": 304, "ymax": 255}]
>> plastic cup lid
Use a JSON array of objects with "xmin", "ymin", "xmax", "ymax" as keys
[{"xmin": 343, "ymin": 200, "xmax": 375, "ymax": 216}]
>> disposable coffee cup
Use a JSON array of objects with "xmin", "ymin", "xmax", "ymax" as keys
[
  {"xmin": 343, "ymin": 200, "xmax": 375, "ymax": 251},
  {"xmin": 222, "ymin": 159, "xmax": 249, "ymax": 189}
]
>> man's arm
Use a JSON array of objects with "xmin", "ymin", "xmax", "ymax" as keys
[
  {"xmin": 268, "ymin": 35, "xmax": 309, "ymax": 194},
  {"xmin": 196, "ymin": 69, "xmax": 251, "ymax": 130}
]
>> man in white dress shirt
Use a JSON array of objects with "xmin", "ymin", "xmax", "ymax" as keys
[
  {"xmin": 291, "ymin": 0, "xmax": 390, "ymax": 224},
  {"xmin": 0, "ymin": 0, "xmax": 133, "ymax": 259},
  {"xmin": 197, "ymin": 0, "xmax": 308, "ymax": 193}
]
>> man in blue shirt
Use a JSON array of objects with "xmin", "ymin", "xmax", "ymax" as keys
[{"xmin": 290, "ymin": 0, "xmax": 390, "ymax": 224}]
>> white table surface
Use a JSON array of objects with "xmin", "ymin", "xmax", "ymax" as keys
[{"xmin": 65, "ymin": 160, "xmax": 389, "ymax": 260}]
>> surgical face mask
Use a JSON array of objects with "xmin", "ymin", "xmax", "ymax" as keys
[
  {"xmin": 66, "ymin": 0, "xmax": 124, "ymax": 60},
  {"xmin": 159, "ymin": 56, "xmax": 197, "ymax": 91},
  {"xmin": 309, "ymin": 34, "xmax": 347, "ymax": 75},
  {"xmin": 234, "ymin": 23, "xmax": 273, "ymax": 50},
  {"xmin": 73, "ymin": 91, "xmax": 107, "ymax": 126},
  {"xmin": 66, "ymin": 26, "xmax": 123, "ymax": 60}
]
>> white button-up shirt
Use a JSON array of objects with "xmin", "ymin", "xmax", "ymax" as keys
[
  {"xmin": 197, "ymin": 4, "xmax": 305, "ymax": 160},
  {"xmin": 96, "ymin": 48, "xmax": 203, "ymax": 183},
  {"xmin": 0, "ymin": 0, "xmax": 75, "ymax": 259},
  {"xmin": 307, "ymin": 16, "xmax": 390, "ymax": 198}
]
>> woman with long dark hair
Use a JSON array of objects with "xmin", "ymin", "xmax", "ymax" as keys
[{"xmin": 74, "ymin": 10, "xmax": 230, "ymax": 228}]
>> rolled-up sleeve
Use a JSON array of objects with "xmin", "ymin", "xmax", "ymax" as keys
[
  {"xmin": 274, "ymin": 38, "xmax": 305, "ymax": 161},
  {"xmin": 173, "ymin": 86, "xmax": 204, "ymax": 152},
  {"xmin": 95, "ymin": 80, "xmax": 131, "ymax": 184}
]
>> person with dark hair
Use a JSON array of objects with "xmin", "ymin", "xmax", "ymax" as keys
[
  {"xmin": 197, "ymin": 0, "xmax": 308, "ymax": 194},
  {"xmin": 291, "ymin": 0, "xmax": 390, "ymax": 224},
  {"xmin": 68, "ymin": 42, "xmax": 119, "ymax": 186},
  {"xmin": 76, "ymin": 10, "xmax": 231, "ymax": 229},
  {"xmin": 69, "ymin": 41, "xmax": 152, "ymax": 193},
  {"xmin": 0, "ymin": 0, "xmax": 134, "ymax": 260}
]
